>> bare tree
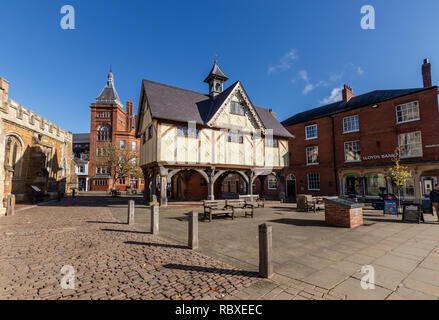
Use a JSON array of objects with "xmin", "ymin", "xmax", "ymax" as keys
[{"xmin": 95, "ymin": 141, "xmax": 141, "ymax": 190}]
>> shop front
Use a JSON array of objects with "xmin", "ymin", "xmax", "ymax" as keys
[{"xmin": 339, "ymin": 166, "xmax": 418, "ymax": 201}]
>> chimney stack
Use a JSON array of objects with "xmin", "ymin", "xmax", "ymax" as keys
[
  {"xmin": 269, "ymin": 108, "xmax": 277, "ymax": 118},
  {"xmin": 342, "ymin": 84, "xmax": 354, "ymax": 102},
  {"xmin": 422, "ymin": 58, "xmax": 432, "ymax": 88},
  {"xmin": 126, "ymin": 100, "xmax": 134, "ymax": 130}
]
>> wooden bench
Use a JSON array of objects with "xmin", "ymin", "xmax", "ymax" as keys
[
  {"xmin": 297, "ymin": 194, "xmax": 324, "ymax": 213},
  {"xmin": 226, "ymin": 199, "xmax": 254, "ymax": 218},
  {"xmin": 203, "ymin": 200, "xmax": 234, "ymax": 222},
  {"xmin": 239, "ymin": 195, "xmax": 265, "ymax": 208}
]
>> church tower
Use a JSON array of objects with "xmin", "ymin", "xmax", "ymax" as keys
[{"xmin": 204, "ymin": 60, "xmax": 228, "ymax": 97}]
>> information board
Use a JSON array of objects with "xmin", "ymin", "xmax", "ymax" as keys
[
  {"xmin": 383, "ymin": 199, "xmax": 398, "ymax": 215},
  {"xmin": 403, "ymin": 204, "xmax": 424, "ymax": 223}
]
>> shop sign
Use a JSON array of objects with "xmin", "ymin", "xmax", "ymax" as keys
[{"xmin": 362, "ymin": 154, "xmax": 395, "ymax": 161}]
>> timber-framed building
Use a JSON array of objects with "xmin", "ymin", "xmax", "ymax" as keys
[{"xmin": 136, "ymin": 61, "xmax": 293, "ymax": 206}]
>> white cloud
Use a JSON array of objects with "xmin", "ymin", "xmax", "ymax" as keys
[
  {"xmin": 320, "ymin": 86, "xmax": 343, "ymax": 104},
  {"xmin": 298, "ymin": 70, "xmax": 309, "ymax": 82},
  {"xmin": 302, "ymin": 83, "xmax": 314, "ymax": 95},
  {"xmin": 268, "ymin": 49, "xmax": 299, "ymax": 74},
  {"xmin": 357, "ymin": 66, "xmax": 364, "ymax": 75}
]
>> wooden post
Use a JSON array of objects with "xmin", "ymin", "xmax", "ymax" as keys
[
  {"xmin": 160, "ymin": 175, "xmax": 168, "ymax": 207},
  {"xmin": 188, "ymin": 211, "xmax": 199, "ymax": 250},
  {"xmin": 127, "ymin": 200, "xmax": 135, "ymax": 225},
  {"xmin": 6, "ymin": 194, "xmax": 15, "ymax": 216},
  {"xmin": 259, "ymin": 223, "xmax": 273, "ymax": 278},
  {"xmin": 150, "ymin": 204, "xmax": 159, "ymax": 235}
]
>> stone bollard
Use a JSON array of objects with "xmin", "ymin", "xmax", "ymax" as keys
[
  {"xmin": 127, "ymin": 200, "xmax": 135, "ymax": 225},
  {"xmin": 259, "ymin": 223, "xmax": 273, "ymax": 278},
  {"xmin": 188, "ymin": 211, "xmax": 199, "ymax": 250},
  {"xmin": 150, "ymin": 204, "xmax": 159, "ymax": 235},
  {"xmin": 6, "ymin": 194, "xmax": 15, "ymax": 216}
]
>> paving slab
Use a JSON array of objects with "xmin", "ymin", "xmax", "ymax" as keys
[
  {"xmin": 373, "ymin": 254, "xmax": 420, "ymax": 274},
  {"xmin": 387, "ymin": 287, "xmax": 437, "ymax": 300},
  {"xmin": 403, "ymin": 278, "xmax": 439, "ymax": 298},
  {"xmin": 303, "ymin": 267, "xmax": 350, "ymax": 290},
  {"xmin": 351, "ymin": 265, "xmax": 408, "ymax": 291},
  {"xmin": 408, "ymin": 267, "xmax": 439, "ymax": 287},
  {"xmin": 332, "ymin": 278, "xmax": 392, "ymax": 300}
]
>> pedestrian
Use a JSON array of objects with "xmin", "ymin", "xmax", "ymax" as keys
[{"xmin": 429, "ymin": 184, "xmax": 439, "ymax": 222}]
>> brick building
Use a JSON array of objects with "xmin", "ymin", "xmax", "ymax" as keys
[
  {"xmin": 282, "ymin": 59, "xmax": 439, "ymax": 201},
  {"xmin": 89, "ymin": 70, "xmax": 144, "ymax": 191},
  {"xmin": 73, "ymin": 133, "xmax": 90, "ymax": 191},
  {"xmin": 0, "ymin": 76, "xmax": 75, "ymax": 215}
]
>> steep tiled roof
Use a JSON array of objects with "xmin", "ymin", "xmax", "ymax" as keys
[
  {"xmin": 96, "ymin": 70, "xmax": 123, "ymax": 107},
  {"xmin": 282, "ymin": 87, "xmax": 437, "ymax": 126},
  {"xmin": 204, "ymin": 61, "xmax": 229, "ymax": 82},
  {"xmin": 140, "ymin": 80, "xmax": 293, "ymax": 138}
]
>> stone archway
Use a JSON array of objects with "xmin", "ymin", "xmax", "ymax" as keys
[
  {"xmin": 213, "ymin": 170, "xmax": 250, "ymax": 200},
  {"xmin": 170, "ymin": 169, "xmax": 209, "ymax": 201}
]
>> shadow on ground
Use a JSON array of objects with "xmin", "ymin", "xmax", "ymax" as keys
[{"xmin": 163, "ymin": 264, "xmax": 260, "ymax": 278}]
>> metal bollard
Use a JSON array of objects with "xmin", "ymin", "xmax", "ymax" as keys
[
  {"xmin": 259, "ymin": 223, "xmax": 273, "ymax": 278},
  {"xmin": 6, "ymin": 194, "xmax": 15, "ymax": 216},
  {"xmin": 188, "ymin": 211, "xmax": 199, "ymax": 250},
  {"xmin": 127, "ymin": 200, "xmax": 135, "ymax": 225},
  {"xmin": 150, "ymin": 204, "xmax": 159, "ymax": 235}
]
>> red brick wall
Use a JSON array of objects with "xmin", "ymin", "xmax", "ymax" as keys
[
  {"xmin": 285, "ymin": 117, "xmax": 337, "ymax": 196},
  {"xmin": 284, "ymin": 87, "xmax": 439, "ymax": 197},
  {"xmin": 333, "ymin": 88, "xmax": 439, "ymax": 169},
  {"xmin": 89, "ymin": 101, "xmax": 143, "ymax": 191}
]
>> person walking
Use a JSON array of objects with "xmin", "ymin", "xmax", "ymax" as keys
[{"xmin": 429, "ymin": 184, "xmax": 439, "ymax": 222}]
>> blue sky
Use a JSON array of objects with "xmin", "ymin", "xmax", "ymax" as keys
[{"xmin": 1, "ymin": 0, "xmax": 439, "ymax": 133}]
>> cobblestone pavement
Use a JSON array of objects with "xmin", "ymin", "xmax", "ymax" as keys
[
  {"xmin": 3, "ymin": 195, "xmax": 437, "ymax": 300},
  {"xmin": 0, "ymin": 197, "xmax": 260, "ymax": 300}
]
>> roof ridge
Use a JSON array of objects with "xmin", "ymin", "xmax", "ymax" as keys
[
  {"xmin": 281, "ymin": 86, "xmax": 435, "ymax": 125},
  {"xmin": 143, "ymin": 79, "xmax": 209, "ymax": 97}
]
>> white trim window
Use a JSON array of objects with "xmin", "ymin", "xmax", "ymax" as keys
[
  {"xmin": 305, "ymin": 124, "xmax": 318, "ymax": 140},
  {"xmin": 120, "ymin": 140, "xmax": 126, "ymax": 150},
  {"xmin": 307, "ymin": 173, "xmax": 320, "ymax": 191},
  {"xmin": 398, "ymin": 131, "xmax": 422, "ymax": 158},
  {"xmin": 344, "ymin": 141, "xmax": 361, "ymax": 162},
  {"xmin": 343, "ymin": 115, "xmax": 359, "ymax": 133},
  {"xmin": 306, "ymin": 146, "xmax": 319, "ymax": 165},
  {"xmin": 396, "ymin": 101, "xmax": 420, "ymax": 124},
  {"xmin": 268, "ymin": 175, "xmax": 277, "ymax": 190}
]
